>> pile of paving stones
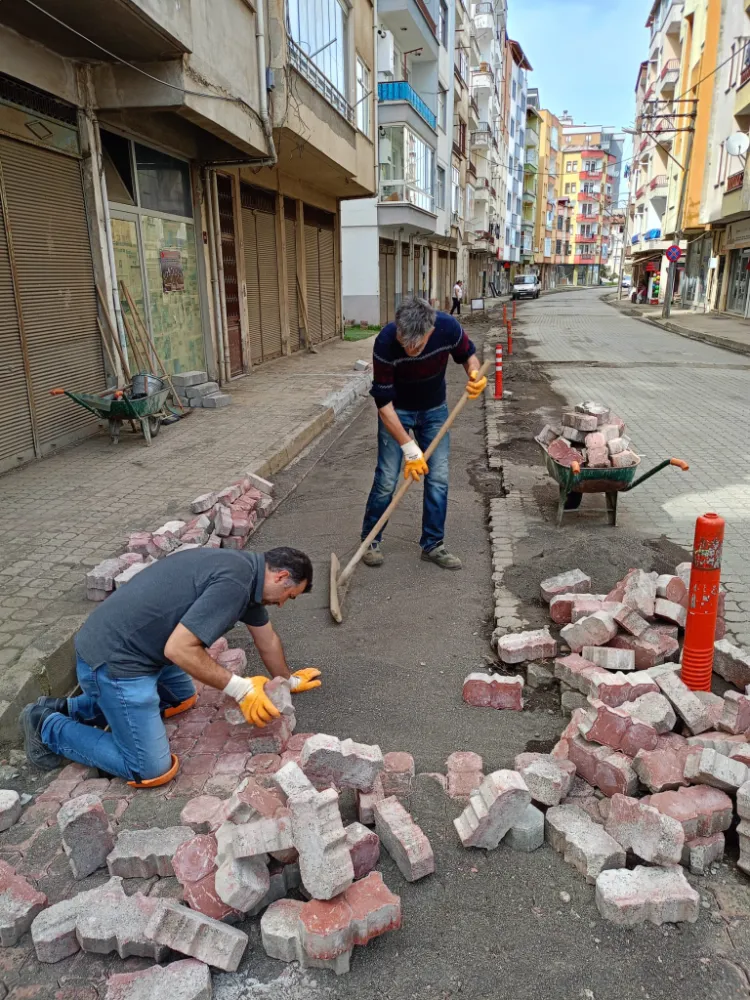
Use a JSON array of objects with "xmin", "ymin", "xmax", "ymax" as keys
[
  {"xmin": 85, "ymin": 473, "xmax": 274, "ymax": 601},
  {"xmin": 536, "ymin": 400, "xmax": 638, "ymax": 470},
  {"xmin": 172, "ymin": 370, "xmax": 232, "ymax": 409},
  {"xmin": 462, "ymin": 560, "xmax": 750, "ymax": 926}
]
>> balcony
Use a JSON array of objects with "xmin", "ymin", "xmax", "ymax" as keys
[
  {"xmin": 378, "ymin": 179, "xmax": 438, "ymax": 233},
  {"xmin": 578, "ymin": 190, "xmax": 600, "ymax": 202},
  {"xmin": 662, "ymin": 0, "xmax": 683, "ymax": 36},
  {"xmin": 638, "ymin": 136, "xmax": 648, "ymax": 154},
  {"xmin": 577, "ymin": 213, "xmax": 598, "ymax": 223},
  {"xmin": 470, "ymin": 122, "xmax": 492, "ymax": 149},
  {"xmin": 659, "ymin": 59, "xmax": 680, "ymax": 92},
  {"xmin": 735, "ymin": 58, "xmax": 750, "ymax": 116},
  {"xmin": 471, "ymin": 67, "xmax": 494, "ymax": 99},
  {"xmin": 654, "ymin": 116, "xmax": 676, "ymax": 147},
  {"xmin": 474, "ymin": 1, "xmax": 494, "ymax": 37},
  {"xmin": 635, "ymin": 185, "xmax": 646, "ymax": 200},
  {"xmin": 524, "ymin": 148, "xmax": 539, "ymax": 172},
  {"xmin": 475, "ymin": 181, "xmax": 490, "ymax": 201},
  {"xmin": 727, "ymin": 169, "xmax": 745, "ymax": 193},
  {"xmin": 289, "ymin": 40, "xmax": 355, "ymax": 125},
  {"xmin": 649, "ymin": 174, "xmax": 668, "ymax": 194},
  {"xmin": 469, "ymin": 96, "xmax": 480, "ymax": 129},
  {"xmin": 378, "ymin": 0, "xmax": 439, "ymax": 58},
  {"xmin": 468, "ymin": 160, "xmax": 477, "ymax": 180},
  {"xmin": 378, "ymin": 82, "xmax": 437, "ymax": 132}
]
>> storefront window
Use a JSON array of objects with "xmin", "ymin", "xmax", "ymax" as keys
[
  {"xmin": 135, "ymin": 144, "xmax": 192, "ymax": 217},
  {"xmin": 727, "ymin": 248, "xmax": 750, "ymax": 315}
]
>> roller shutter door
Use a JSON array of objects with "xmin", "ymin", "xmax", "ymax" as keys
[
  {"xmin": 318, "ymin": 226, "xmax": 336, "ymax": 342},
  {"xmin": 240, "ymin": 183, "xmax": 281, "ymax": 365},
  {"xmin": 216, "ymin": 174, "xmax": 243, "ymax": 375},
  {"xmin": 0, "ymin": 136, "xmax": 103, "ymax": 472},
  {"xmin": 304, "ymin": 222, "xmax": 322, "ymax": 344},
  {"xmin": 378, "ymin": 240, "xmax": 395, "ymax": 326},
  {"xmin": 284, "ymin": 199, "xmax": 300, "ymax": 353},
  {"xmin": 303, "ymin": 205, "xmax": 337, "ymax": 344},
  {"xmin": 437, "ymin": 250, "xmax": 448, "ymax": 310},
  {"xmin": 256, "ymin": 210, "xmax": 282, "ymax": 360},
  {"xmin": 241, "ymin": 207, "xmax": 262, "ymax": 366}
]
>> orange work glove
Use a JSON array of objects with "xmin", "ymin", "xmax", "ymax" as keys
[
  {"xmin": 466, "ymin": 370, "xmax": 488, "ymax": 400},
  {"xmin": 401, "ymin": 439, "xmax": 429, "ymax": 482},
  {"xmin": 223, "ymin": 674, "xmax": 280, "ymax": 727},
  {"xmin": 290, "ymin": 668, "xmax": 322, "ymax": 693}
]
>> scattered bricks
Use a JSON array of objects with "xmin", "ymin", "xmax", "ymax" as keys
[
  {"xmin": 446, "ymin": 751, "xmax": 484, "ymax": 802},
  {"xmin": 561, "ymin": 612, "xmax": 617, "ymax": 654},
  {"xmin": 582, "ymin": 646, "xmax": 635, "ymax": 672},
  {"xmin": 696, "ymin": 691, "xmax": 725, "ymax": 730},
  {"xmin": 613, "ymin": 606, "xmax": 651, "ymax": 638},
  {"xmin": 547, "ymin": 438, "xmax": 581, "ymax": 467},
  {"xmin": 600, "ymin": 424, "xmax": 620, "ymax": 442},
  {"xmin": 554, "ymin": 653, "xmax": 606, "ymax": 695},
  {"xmin": 605, "ymin": 794, "xmax": 684, "ymax": 864},
  {"xmin": 205, "ymin": 532, "xmax": 222, "ymax": 548},
  {"xmin": 0, "ymin": 859, "xmax": 47, "ymax": 946},
  {"xmin": 274, "ymin": 761, "xmax": 315, "ymax": 801},
  {"xmin": 567, "ymin": 735, "xmax": 638, "ymax": 797},
  {"xmin": 207, "ymin": 636, "xmax": 229, "ymax": 656},
  {"xmin": 585, "ymin": 431, "xmax": 606, "ymax": 449},
  {"xmin": 147, "ymin": 532, "xmax": 182, "ymax": 558},
  {"xmin": 0, "ymin": 789, "xmax": 21, "ymax": 832},
  {"xmin": 180, "ymin": 527, "xmax": 210, "ymax": 547},
  {"xmin": 591, "ymin": 670, "xmax": 658, "ymax": 706},
  {"xmin": 527, "ymin": 662, "xmax": 555, "ymax": 689},
  {"xmin": 608, "ymin": 633, "xmax": 663, "ymax": 670},
  {"xmin": 506, "ymin": 804, "xmax": 545, "ymax": 852},
  {"xmin": 687, "ymin": 731, "xmax": 749, "ymax": 755},
  {"xmin": 86, "ymin": 558, "xmax": 125, "ymax": 593},
  {"xmin": 622, "ymin": 692, "xmax": 676, "ymax": 734},
  {"xmin": 57, "ymin": 794, "xmax": 115, "ymax": 880},
  {"xmin": 462, "ymin": 672, "xmax": 524, "ymax": 710},
  {"xmin": 545, "ymin": 805, "xmax": 625, "ymax": 883},
  {"xmin": 221, "ymin": 777, "xmax": 285, "ymax": 825},
  {"xmin": 714, "ymin": 640, "xmax": 750, "ymax": 690},
  {"xmin": 215, "ymin": 648, "xmax": 247, "ymax": 674},
  {"xmin": 180, "ymin": 796, "xmax": 224, "ymax": 833},
  {"xmin": 718, "ymin": 691, "xmax": 750, "ymax": 735},
  {"xmin": 684, "ymin": 747, "xmax": 748, "ymax": 791},
  {"xmin": 540, "ymin": 569, "xmax": 591, "ymax": 603},
  {"xmin": 611, "ymin": 451, "xmax": 638, "ymax": 468},
  {"xmin": 681, "ymin": 832, "xmax": 725, "ymax": 875},
  {"xmin": 607, "ymin": 437, "xmax": 629, "ymax": 456},
  {"xmin": 576, "ymin": 402, "xmax": 611, "ymax": 423},
  {"xmin": 656, "ymin": 574, "xmax": 688, "ymax": 606},
  {"xmin": 343, "ymin": 871, "xmax": 401, "ymax": 946},
  {"xmin": 216, "ymin": 815, "xmax": 293, "ymax": 863},
  {"xmin": 214, "ymin": 856, "xmax": 270, "ymax": 911},
  {"xmin": 214, "ymin": 505, "xmax": 233, "ymax": 537},
  {"xmin": 173, "ymin": 835, "xmax": 218, "ymax": 886},
  {"xmin": 127, "ymin": 531, "xmax": 152, "ymax": 556},
  {"xmin": 357, "ymin": 779, "xmax": 385, "ymax": 825},
  {"xmin": 633, "ymin": 738, "xmax": 694, "ymax": 793},
  {"xmin": 103, "ymin": 959, "xmax": 212, "ymax": 1000},
  {"xmin": 739, "ymin": 780, "xmax": 750, "ymax": 821},
  {"xmin": 261, "ymin": 898, "xmax": 305, "ymax": 964},
  {"xmin": 381, "ymin": 752, "xmax": 415, "ymax": 800},
  {"xmin": 595, "ymin": 865, "xmax": 699, "ymax": 927},
  {"xmin": 215, "ymin": 484, "xmax": 243, "ymax": 506},
  {"xmin": 571, "ymin": 598, "xmax": 620, "ymax": 622},
  {"xmin": 374, "ymin": 796, "xmax": 435, "ymax": 878},
  {"xmin": 653, "ymin": 671, "xmax": 712, "ymax": 734},
  {"xmin": 230, "ymin": 513, "xmax": 252, "ymax": 537},
  {"xmin": 453, "ymin": 771, "xmax": 530, "ymax": 850},
  {"xmin": 514, "ymin": 753, "xmax": 575, "ymax": 806},
  {"xmin": 300, "ymin": 735, "xmax": 384, "ymax": 792},
  {"xmin": 608, "ymin": 569, "xmax": 656, "ymax": 618},
  {"xmin": 182, "ymin": 871, "xmax": 240, "ymax": 922},
  {"xmin": 676, "ymin": 561, "xmax": 692, "ymax": 587},
  {"xmin": 549, "ymin": 594, "xmax": 581, "ymax": 625},
  {"xmin": 587, "ymin": 448, "xmax": 611, "ymax": 468},
  {"xmin": 289, "ymin": 786, "xmax": 354, "ymax": 899},
  {"xmin": 114, "ymin": 561, "xmax": 152, "ymax": 587},
  {"xmin": 173, "ymin": 370, "xmax": 209, "ymax": 388},
  {"xmin": 345, "ymin": 823, "xmax": 381, "ymax": 879},
  {"xmin": 106, "ymin": 826, "xmax": 194, "ymax": 878},
  {"xmin": 561, "ymin": 691, "xmax": 588, "ymax": 716},
  {"xmin": 536, "ymin": 424, "xmax": 560, "ymax": 446},
  {"xmin": 654, "ymin": 598, "xmax": 686, "ymax": 628},
  {"xmin": 579, "ymin": 700, "xmax": 659, "ymax": 757},
  {"xmin": 144, "ymin": 900, "xmax": 248, "ymax": 971},
  {"xmin": 190, "ymin": 492, "xmax": 217, "ymax": 514},
  {"xmin": 562, "ymin": 411, "xmax": 598, "ymax": 432},
  {"xmin": 497, "ymin": 628, "xmax": 557, "ymax": 664}
]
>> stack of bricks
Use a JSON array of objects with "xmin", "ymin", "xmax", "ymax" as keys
[
  {"xmin": 172, "ymin": 370, "xmax": 232, "ymax": 409},
  {"xmin": 536, "ymin": 401, "xmax": 638, "ymax": 470},
  {"xmin": 85, "ymin": 472, "xmax": 274, "ymax": 600}
]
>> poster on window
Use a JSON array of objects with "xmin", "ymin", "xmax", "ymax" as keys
[{"xmin": 159, "ymin": 249, "xmax": 184, "ymax": 292}]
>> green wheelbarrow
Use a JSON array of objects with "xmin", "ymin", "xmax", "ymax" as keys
[
  {"xmin": 51, "ymin": 380, "xmax": 171, "ymax": 446},
  {"xmin": 538, "ymin": 443, "xmax": 689, "ymax": 526}
]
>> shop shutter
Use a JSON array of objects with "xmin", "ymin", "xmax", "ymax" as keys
[
  {"xmin": 284, "ymin": 199, "xmax": 300, "ymax": 352},
  {"xmin": 318, "ymin": 226, "xmax": 336, "ymax": 341},
  {"xmin": 379, "ymin": 243, "xmax": 388, "ymax": 327},
  {"xmin": 255, "ymin": 209, "xmax": 282, "ymax": 360},
  {"xmin": 437, "ymin": 251, "xmax": 448, "ymax": 311},
  {"xmin": 0, "ymin": 166, "xmax": 35, "ymax": 473},
  {"xmin": 241, "ymin": 206, "xmax": 262, "ymax": 366},
  {"xmin": 401, "ymin": 246, "xmax": 409, "ymax": 303},
  {"xmin": 304, "ymin": 222, "xmax": 322, "ymax": 344},
  {"xmin": 0, "ymin": 137, "xmax": 103, "ymax": 456},
  {"xmin": 216, "ymin": 174, "xmax": 243, "ymax": 375}
]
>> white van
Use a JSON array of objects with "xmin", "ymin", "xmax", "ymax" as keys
[{"xmin": 512, "ymin": 273, "xmax": 541, "ymax": 300}]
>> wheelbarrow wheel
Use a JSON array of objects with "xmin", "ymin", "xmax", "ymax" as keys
[
  {"xmin": 148, "ymin": 416, "xmax": 161, "ymax": 439},
  {"xmin": 564, "ymin": 490, "xmax": 583, "ymax": 510}
]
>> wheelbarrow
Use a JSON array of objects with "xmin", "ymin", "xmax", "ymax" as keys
[
  {"xmin": 538, "ymin": 443, "xmax": 689, "ymax": 526},
  {"xmin": 50, "ymin": 377, "xmax": 171, "ymax": 446}
]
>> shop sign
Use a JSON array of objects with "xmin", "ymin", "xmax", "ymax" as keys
[
  {"xmin": 726, "ymin": 218, "xmax": 750, "ymax": 250},
  {"xmin": 159, "ymin": 249, "xmax": 185, "ymax": 292}
]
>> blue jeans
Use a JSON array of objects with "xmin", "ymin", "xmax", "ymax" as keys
[
  {"xmin": 362, "ymin": 403, "xmax": 450, "ymax": 553},
  {"xmin": 41, "ymin": 655, "xmax": 195, "ymax": 782}
]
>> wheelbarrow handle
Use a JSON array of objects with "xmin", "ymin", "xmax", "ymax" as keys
[
  {"xmin": 570, "ymin": 461, "xmax": 581, "ymax": 476},
  {"xmin": 49, "ymin": 388, "xmax": 66, "ymax": 396},
  {"xmin": 670, "ymin": 458, "xmax": 689, "ymax": 471},
  {"xmin": 625, "ymin": 457, "xmax": 689, "ymax": 492}
]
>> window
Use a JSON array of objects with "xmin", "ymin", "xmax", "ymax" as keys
[
  {"xmin": 379, "ymin": 125, "xmax": 435, "ymax": 211},
  {"xmin": 455, "ymin": 120, "xmax": 466, "ymax": 155},
  {"xmin": 356, "ymin": 57, "xmax": 371, "ymax": 137},
  {"xmin": 565, "ymin": 219, "xmax": 571, "ymax": 232},
  {"xmin": 506, "ymin": 226, "xmax": 511, "ymax": 246},
  {"xmin": 512, "ymin": 79, "xmax": 517, "ymax": 100},
  {"xmin": 507, "ymin": 192, "xmax": 512, "ymax": 210},
  {"xmin": 438, "ymin": 87, "xmax": 447, "ymax": 131},
  {"xmin": 557, "ymin": 214, "xmax": 563, "ymax": 230},
  {"xmin": 556, "ymin": 239, "xmax": 562, "ymax": 254},
  {"xmin": 135, "ymin": 144, "xmax": 192, "ymax": 216},
  {"xmin": 452, "ymin": 165, "xmax": 461, "ymax": 215},
  {"xmin": 437, "ymin": 165, "xmax": 446, "ymax": 209},
  {"xmin": 287, "ymin": 0, "xmax": 348, "ymax": 113},
  {"xmin": 566, "ymin": 161, "xmax": 575, "ymax": 173},
  {"xmin": 438, "ymin": 0, "xmax": 448, "ymax": 47},
  {"xmin": 510, "ymin": 118, "xmax": 515, "ymax": 138},
  {"xmin": 466, "ymin": 184, "xmax": 474, "ymax": 220}
]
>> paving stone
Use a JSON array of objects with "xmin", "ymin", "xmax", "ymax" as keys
[
  {"xmin": 103, "ymin": 958, "xmax": 212, "ymax": 1000},
  {"xmin": 273, "ymin": 762, "xmax": 314, "ymax": 801},
  {"xmin": 686, "ymin": 731, "xmax": 750, "ymax": 756},
  {"xmin": 216, "ymin": 815, "xmax": 293, "ymax": 863},
  {"xmin": 0, "ymin": 858, "xmax": 47, "ymax": 946},
  {"xmin": 567, "ymin": 735, "xmax": 638, "ymax": 797},
  {"xmin": 633, "ymin": 736, "xmax": 696, "ymax": 793},
  {"xmin": 646, "ymin": 785, "xmax": 734, "ymax": 840},
  {"xmin": 608, "ymin": 633, "xmax": 665, "ymax": 670},
  {"xmin": 144, "ymin": 900, "xmax": 248, "ymax": 971},
  {"xmin": 545, "ymin": 804, "xmax": 625, "ymax": 883},
  {"xmin": 453, "ymin": 770, "xmax": 530, "ymax": 850},
  {"xmin": 654, "ymin": 670, "xmax": 712, "ymax": 734},
  {"xmin": 549, "ymin": 593, "xmax": 584, "ymax": 625},
  {"xmin": 356, "ymin": 778, "xmax": 385, "ymax": 825},
  {"xmin": 214, "ymin": 855, "xmax": 270, "ymax": 911},
  {"xmin": 604, "ymin": 793, "xmax": 684, "ymax": 864},
  {"xmin": 560, "ymin": 613, "xmax": 617, "ymax": 653},
  {"xmin": 681, "ymin": 832, "xmax": 725, "ymax": 875},
  {"xmin": 581, "ymin": 646, "xmax": 635, "ymax": 672},
  {"xmin": 380, "ymin": 752, "xmax": 415, "ymax": 799},
  {"xmin": 695, "ymin": 691, "xmax": 725, "ymax": 730},
  {"xmin": 739, "ymin": 780, "xmax": 750, "ymax": 821},
  {"xmin": 462, "ymin": 672, "xmax": 524, "ymax": 710},
  {"xmin": 595, "ymin": 865, "xmax": 700, "ymax": 926},
  {"xmin": 526, "ymin": 663, "xmax": 555, "ymax": 689},
  {"xmin": 621, "ymin": 692, "xmax": 676, "ymax": 734},
  {"xmin": 554, "ymin": 653, "xmax": 609, "ymax": 696},
  {"xmin": 0, "ymin": 790, "xmax": 21, "ymax": 832},
  {"xmin": 571, "ymin": 598, "xmax": 621, "ymax": 622},
  {"xmin": 496, "ymin": 628, "xmax": 556, "ymax": 664},
  {"xmin": 718, "ymin": 691, "xmax": 750, "ymax": 735},
  {"xmin": 656, "ymin": 574, "xmax": 688, "ymax": 606},
  {"xmin": 172, "ymin": 834, "xmax": 218, "ymax": 886},
  {"xmin": 260, "ymin": 897, "xmax": 306, "ymax": 964},
  {"xmin": 684, "ymin": 747, "xmax": 748, "ymax": 791},
  {"xmin": 513, "ymin": 753, "xmax": 575, "ymax": 806},
  {"xmin": 505, "ymin": 804, "xmax": 544, "ymax": 852},
  {"xmin": 345, "ymin": 822, "xmax": 380, "ymax": 879},
  {"xmin": 287, "ymin": 785, "xmax": 353, "ymax": 900},
  {"xmin": 57, "ymin": 794, "xmax": 115, "ymax": 880},
  {"xmin": 300, "ymin": 734, "xmax": 383, "ymax": 792},
  {"xmin": 106, "ymin": 826, "xmax": 194, "ymax": 878},
  {"xmin": 540, "ymin": 569, "xmax": 591, "ymax": 602},
  {"xmin": 654, "ymin": 598, "xmax": 687, "ymax": 628},
  {"xmin": 182, "ymin": 870, "xmax": 240, "ymax": 923},
  {"xmin": 713, "ymin": 640, "xmax": 750, "ymax": 690},
  {"xmin": 374, "ymin": 796, "xmax": 434, "ymax": 879},
  {"xmin": 614, "ymin": 606, "xmax": 652, "ymax": 638},
  {"xmin": 607, "ymin": 569, "xmax": 657, "ymax": 618},
  {"xmin": 547, "ymin": 438, "xmax": 583, "ymax": 466},
  {"xmin": 445, "ymin": 751, "xmax": 484, "ymax": 802},
  {"xmin": 180, "ymin": 796, "xmax": 225, "ymax": 833},
  {"xmin": 578, "ymin": 699, "xmax": 659, "ymax": 757}
]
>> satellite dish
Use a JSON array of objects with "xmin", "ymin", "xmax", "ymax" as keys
[{"xmin": 726, "ymin": 132, "xmax": 750, "ymax": 157}]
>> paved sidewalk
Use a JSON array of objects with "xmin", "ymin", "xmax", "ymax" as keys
[
  {"xmin": 0, "ymin": 337, "xmax": 373, "ymax": 734},
  {"xmin": 609, "ymin": 293, "xmax": 750, "ymax": 356}
]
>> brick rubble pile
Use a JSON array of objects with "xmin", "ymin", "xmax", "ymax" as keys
[
  {"xmin": 172, "ymin": 370, "xmax": 232, "ymax": 409},
  {"xmin": 85, "ymin": 472, "xmax": 274, "ymax": 601},
  {"xmin": 536, "ymin": 401, "xmax": 639, "ymax": 470}
]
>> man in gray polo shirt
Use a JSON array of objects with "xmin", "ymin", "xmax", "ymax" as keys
[{"xmin": 21, "ymin": 546, "xmax": 320, "ymax": 786}]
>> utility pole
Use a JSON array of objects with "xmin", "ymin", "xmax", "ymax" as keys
[{"xmin": 662, "ymin": 107, "xmax": 696, "ymax": 319}]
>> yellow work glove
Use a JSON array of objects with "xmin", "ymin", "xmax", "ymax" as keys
[
  {"xmin": 401, "ymin": 439, "xmax": 429, "ymax": 482},
  {"xmin": 466, "ymin": 370, "xmax": 488, "ymax": 400},
  {"xmin": 290, "ymin": 668, "xmax": 322, "ymax": 693},
  {"xmin": 223, "ymin": 674, "xmax": 280, "ymax": 728}
]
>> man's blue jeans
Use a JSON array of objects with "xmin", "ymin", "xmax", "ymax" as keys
[
  {"xmin": 41, "ymin": 654, "xmax": 196, "ymax": 782},
  {"xmin": 362, "ymin": 403, "xmax": 450, "ymax": 552}
]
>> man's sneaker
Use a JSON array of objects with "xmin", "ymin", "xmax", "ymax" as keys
[
  {"xmin": 362, "ymin": 542, "xmax": 384, "ymax": 567},
  {"xmin": 421, "ymin": 544, "xmax": 462, "ymax": 570},
  {"xmin": 34, "ymin": 696, "xmax": 68, "ymax": 716},
  {"xmin": 20, "ymin": 703, "xmax": 64, "ymax": 770}
]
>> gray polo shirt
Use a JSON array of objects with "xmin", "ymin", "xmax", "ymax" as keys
[{"xmin": 76, "ymin": 548, "xmax": 269, "ymax": 677}]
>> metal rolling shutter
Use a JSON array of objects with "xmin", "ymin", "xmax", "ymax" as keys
[
  {"xmin": 284, "ymin": 199, "xmax": 300, "ymax": 352},
  {"xmin": 0, "ymin": 166, "xmax": 35, "ymax": 473},
  {"xmin": 216, "ymin": 174, "xmax": 243, "ymax": 375},
  {"xmin": 241, "ymin": 205, "xmax": 262, "ymax": 366},
  {"xmin": 0, "ymin": 137, "xmax": 103, "ymax": 456},
  {"xmin": 401, "ymin": 246, "xmax": 409, "ymax": 302},
  {"xmin": 437, "ymin": 250, "xmax": 448, "ymax": 310},
  {"xmin": 379, "ymin": 243, "xmax": 388, "ymax": 327},
  {"xmin": 255, "ymin": 210, "xmax": 282, "ymax": 360},
  {"xmin": 318, "ymin": 226, "xmax": 336, "ymax": 341},
  {"xmin": 304, "ymin": 222, "xmax": 322, "ymax": 344}
]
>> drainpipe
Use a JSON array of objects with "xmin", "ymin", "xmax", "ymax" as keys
[
  {"xmin": 210, "ymin": 171, "xmax": 232, "ymax": 384},
  {"xmin": 204, "ymin": 168, "xmax": 228, "ymax": 384},
  {"xmin": 255, "ymin": 0, "xmax": 277, "ymax": 167}
]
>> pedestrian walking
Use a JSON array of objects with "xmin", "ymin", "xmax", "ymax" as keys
[
  {"xmin": 450, "ymin": 279, "xmax": 463, "ymax": 315},
  {"xmin": 360, "ymin": 296, "xmax": 487, "ymax": 571}
]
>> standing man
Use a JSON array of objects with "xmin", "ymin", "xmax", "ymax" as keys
[
  {"xmin": 21, "ymin": 546, "xmax": 320, "ymax": 786},
  {"xmin": 450, "ymin": 279, "xmax": 464, "ymax": 316},
  {"xmin": 360, "ymin": 297, "xmax": 486, "ymax": 570}
]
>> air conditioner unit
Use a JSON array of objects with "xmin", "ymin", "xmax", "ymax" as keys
[{"xmin": 377, "ymin": 30, "xmax": 395, "ymax": 77}]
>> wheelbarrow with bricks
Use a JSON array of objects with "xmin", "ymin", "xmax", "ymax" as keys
[
  {"xmin": 50, "ymin": 373, "xmax": 171, "ymax": 446},
  {"xmin": 539, "ymin": 443, "xmax": 690, "ymax": 527}
]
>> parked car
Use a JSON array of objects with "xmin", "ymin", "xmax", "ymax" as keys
[
  {"xmin": 512, "ymin": 274, "xmax": 541, "ymax": 300},
  {"xmin": 621, "ymin": 274, "xmax": 632, "ymax": 288}
]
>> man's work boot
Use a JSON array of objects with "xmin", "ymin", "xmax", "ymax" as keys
[
  {"xmin": 34, "ymin": 696, "xmax": 69, "ymax": 716},
  {"xmin": 20, "ymin": 703, "xmax": 64, "ymax": 770},
  {"xmin": 362, "ymin": 541, "xmax": 384, "ymax": 567},
  {"xmin": 421, "ymin": 544, "xmax": 462, "ymax": 570}
]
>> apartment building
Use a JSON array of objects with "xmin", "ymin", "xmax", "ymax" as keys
[
  {"xmin": 522, "ymin": 94, "xmax": 541, "ymax": 270},
  {"xmin": 531, "ymin": 103, "xmax": 564, "ymax": 289},
  {"xmin": 0, "ymin": 0, "xmax": 376, "ymax": 475},
  {"xmin": 501, "ymin": 39, "xmax": 532, "ymax": 280}
]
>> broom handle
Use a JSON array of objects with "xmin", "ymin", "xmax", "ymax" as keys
[{"xmin": 338, "ymin": 359, "xmax": 491, "ymax": 587}]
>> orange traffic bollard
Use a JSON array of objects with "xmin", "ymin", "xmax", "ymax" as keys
[
  {"xmin": 512, "ymin": 299, "xmax": 517, "ymax": 319},
  {"xmin": 494, "ymin": 343, "xmax": 503, "ymax": 398},
  {"xmin": 507, "ymin": 320, "xmax": 513, "ymax": 356},
  {"xmin": 682, "ymin": 512, "xmax": 725, "ymax": 692}
]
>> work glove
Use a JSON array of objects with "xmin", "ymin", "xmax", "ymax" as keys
[
  {"xmin": 223, "ymin": 674, "xmax": 280, "ymax": 727},
  {"xmin": 290, "ymin": 668, "xmax": 322, "ymax": 693},
  {"xmin": 466, "ymin": 370, "xmax": 488, "ymax": 400},
  {"xmin": 401, "ymin": 439, "xmax": 429, "ymax": 482}
]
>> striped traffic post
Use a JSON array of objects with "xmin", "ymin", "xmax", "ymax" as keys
[
  {"xmin": 507, "ymin": 320, "xmax": 513, "ymax": 356},
  {"xmin": 494, "ymin": 343, "xmax": 503, "ymax": 399}
]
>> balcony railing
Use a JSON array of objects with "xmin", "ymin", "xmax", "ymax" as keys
[
  {"xmin": 727, "ymin": 170, "xmax": 745, "ymax": 193},
  {"xmin": 650, "ymin": 174, "xmax": 668, "ymax": 191},
  {"xmin": 471, "ymin": 68, "xmax": 494, "ymax": 94},
  {"xmin": 474, "ymin": 2, "xmax": 493, "ymax": 12},
  {"xmin": 289, "ymin": 38, "xmax": 355, "ymax": 124},
  {"xmin": 455, "ymin": 51, "xmax": 469, "ymax": 84},
  {"xmin": 635, "ymin": 185, "xmax": 646, "ymax": 199},
  {"xmin": 379, "ymin": 180, "xmax": 435, "ymax": 213},
  {"xmin": 470, "ymin": 122, "xmax": 491, "ymax": 148},
  {"xmin": 378, "ymin": 81, "xmax": 437, "ymax": 130},
  {"xmin": 468, "ymin": 160, "xmax": 477, "ymax": 179}
]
